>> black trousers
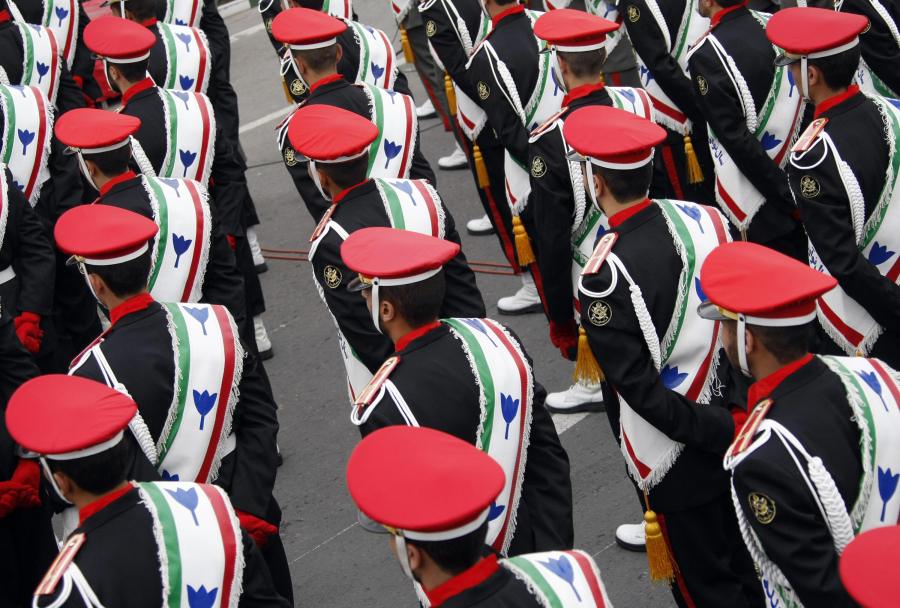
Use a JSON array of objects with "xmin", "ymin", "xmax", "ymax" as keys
[{"xmin": 0, "ymin": 505, "xmax": 58, "ymax": 606}]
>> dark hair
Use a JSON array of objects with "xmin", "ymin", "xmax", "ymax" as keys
[
  {"xmin": 748, "ymin": 322, "xmax": 814, "ymax": 365},
  {"xmin": 109, "ymin": 58, "xmax": 150, "ymax": 83},
  {"xmin": 47, "ymin": 436, "xmax": 134, "ymax": 494},
  {"xmin": 319, "ymin": 155, "xmax": 369, "ymax": 190},
  {"xmin": 494, "ymin": 0, "xmax": 519, "ymax": 5},
  {"xmin": 293, "ymin": 44, "xmax": 340, "ymax": 73},
  {"xmin": 379, "ymin": 271, "xmax": 446, "ymax": 328},
  {"xmin": 808, "ymin": 46, "xmax": 862, "ymax": 90},
  {"xmin": 594, "ymin": 163, "xmax": 653, "ymax": 203},
  {"xmin": 557, "ymin": 49, "xmax": 608, "ymax": 80},
  {"xmin": 85, "ymin": 145, "xmax": 132, "ymax": 177},
  {"xmin": 408, "ymin": 522, "xmax": 488, "ymax": 575},
  {"xmin": 115, "ymin": 0, "xmax": 156, "ymax": 21},
  {"xmin": 715, "ymin": 0, "xmax": 745, "ymax": 7},
  {"xmin": 85, "ymin": 249, "xmax": 152, "ymax": 298},
  {"xmin": 291, "ymin": 0, "xmax": 325, "ymax": 9}
]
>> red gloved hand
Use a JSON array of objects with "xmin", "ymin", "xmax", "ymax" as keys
[
  {"xmin": 236, "ymin": 509, "xmax": 278, "ymax": 548},
  {"xmin": 225, "ymin": 235, "xmax": 237, "ymax": 251},
  {"xmin": 730, "ymin": 406, "xmax": 750, "ymax": 442},
  {"xmin": 549, "ymin": 318, "xmax": 578, "ymax": 361},
  {"xmin": 14, "ymin": 312, "xmax": 43, "ymax": 354},
  {"xmin": 0, "ymin": 459, "xmax": 42, "ymax": 518}
]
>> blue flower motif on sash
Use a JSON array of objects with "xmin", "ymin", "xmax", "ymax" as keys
[
  {"xmin": 11, "ymin": 178, "xmax": 24, "ymax": 192},
  {"xmin": 160, "ymin": 178, "xmax": 182, "ymax": 196},
  {"xmin": 787, "ymin": 69, "xmax": 796, "ymax": 98},
  {"xmin": 618, "ymin": 88, "xmax": 635, "ymax": 106},
  {"xmin": 676, "ymin": 203, "xmax": 704, "ymax": 233},
  {"xmin": 161, "ymin": 469, "xmax": 180, "ymax": 481},
  {"xmin": 176, "ymin": 32, "xmax": 193, "ymax": 53},
  {"xmin": 660, "ymin": 365, "xmax": 688, "ymax": 389},
  {"xmin": 172, "ymin": 91, "xmax": 191, "ymax": 110},
  {"xmin": 172, "ymin": 234, "xmax": 192, "ymax": 268},
  {"xmin": 695, "ymin": 277, "xmax": 707, "ymax": 302},
  {"xmin": 890, "ymin": 99, "xmax": 900, "ymax": 111},
  {"xmin": 185, "ymin": 306, "xmax": 209, "ymax": 334},
  {"xmin": 539, "ymin": 554, "xmax": 581, "ymax": 601},
  {"xmin": 193, "ymin": 389, "xmax": 218, "ymax": 430},
  {"xmin": 878, "ymin": 466, "xmax": 899, "ymax": 522},
  {"xmin": 370, "ymin": 62, "xmax": 384, "ymax": 81},
  {"xmin": 54, "ymin": 6, "xmax": 69, "ymax": 27},
  {"xmin": 179, "ymin": 75, "xmax": 196, "ymax": 91},
  {"xmin": 166, "ymin": 486, "xmax": 200, "ymax": 525},
  {"xmin": 763, "ymin": 580, "xmax": 780, "ymax": 608},
  {"xmin": 383, "ymin": 140, "xmax": 402, "ymax": 169},
  {"xmin": 868, "ymin": 242, "xmax": 895, "ymax": 266},
  {"xmin": 857, "ymin": 370, "xmax": 889, "ymax": 411},
  {"xmin": 500, "ymin": 393, "xmax": 519, "ymax": 440},
  {"xmin": 36, "ymin": 62, "xmax": 49, "ymax": 83},
  {"xmin": 595, "ymin": 224, "xmax": 607, "ymax": 240},
  {"xmin": 460, "ymin": 318, "xmax": 496, "ymax": 346},
  {"xmin": 551, "ymin": 68, "xmax": 560, "ymax": 97},
  {"xmin": 639, "ymin": 65, "xmax": 654, "ymax": 85},
  {"xmin": 487, "ymin": 501, "xmax": 505, "ymax": 522},
  {"xmin": 180, "ymin": 149, "xmax": 197, "ymax": 177},
  {"xmin": 602, "ymin": 3, "xmax": 615, "ymax": 17},
  {"xmin": 761, "ymin": 131, "xmax": 782, "ymax": 151},
  {"xmin": 17, "ymin": 129, "xmax": 35, "ymax": 155},
  {"xmin": 176, "ymin": 18, "xmax": 187, "ymax": 26},
  {"xmin": 187, "ymin": 585, "xmax": 219, "ymax": 608},
  {"xmin": 391, "ymin": 180, "xmax": 415, "ymax": 205}
]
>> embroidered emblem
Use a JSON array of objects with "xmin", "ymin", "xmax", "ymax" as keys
[
  {"xmin": 265, "ymin": 17, "xmax": 273, "ymax": 33},
  {"xmin": 587, "ymin": 300, "xmax": 611, "ymax": 326},
  {"xmin": 284, "ymin": 147, "xmax": 298, "ymax": 167},
  {"xmin": 627, "ymin": 5, "xmax": 640, "ymax": 22},
  {"xmin": 477, "ymin": 81, "xmax": 490, "ymax": 100},
  {"xmin": 696, "ymin": 75, "xmax": 709, "ymax": 96},
  {"xmin": 324, "ymin": 265, "xmax": 342, "ymax": 288},
  {"xmin": 290, "ymin": 78, "xmax": 307, "ymax": 97},
  {"xmin": 748, "ymin": 492, "xmax": 776, "ymax": 525},
  {"xmin": 425, "ymin": 20, "xmax": 436, "ymax": 37},
  {"xmin": 799, "ymin": 175, "xmax": 821, "ymax": 198},
  {"xmin": 530, "ymin": 156, "xmax": 547, "ymax": 178}
]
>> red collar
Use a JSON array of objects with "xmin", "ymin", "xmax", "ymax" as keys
[
  {"xmin": 710, "ymin": 0, "xmax": 747, "ymax": 28},
  {"xmin": 309, "ymin": 73, "xmax": 345, "ymax": 95},
  {"xmin": 99, "ymin": 170, "xmax": 138, "ymax": 197},
  {"xmin": 140, "ymin": 17, "xmax": 158, "ymax": 27},
  {"xmin": 109, "ymin": 292, "xmax": 155, "ymax": 325},
  {"xmin": 333, "ymin": 179, "xmax": 371, "ymax": 203},
  {"xmin": 491, "ymin": 4, "xmax": 524, "ymax": 28},
  {"xmin": 747, "ymin": 353, "xmax": 813, "ymax": 407},
  {"xmin": 814, "ymin": 84, "xmax": 860, "ymax": 119},
  {"xmin": 121, "ymin": 77, "xmax": 156, "ymax": 107},
  {"xmin": 79, "ymin": 482, "xmax": 134, "ymax": 525},
  {"xmin": 426, "ymin": 555, "xmax": 500, "ymax": 607},
  {"xmin": 562, "ymin": 82, "xmax": 605, "ymax": 108},
  {"xmin": 608, "ymin": 198, "xmax": 652, "ymax": 228},
  {"xmin": 0, "ymin": 9, "xmax": 11, "ymax": 23},
  {"xmin": 394, "ymin": 320, "xmax": 442, "ymax": 352}
]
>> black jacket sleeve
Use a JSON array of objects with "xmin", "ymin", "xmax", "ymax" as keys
[
  {"xmin": 238, "ymin": 530, "xmax": 292, "ymax": 606},
  {"xmin": 209, "ymin": 132, "xmax": 251, "ymax": 236},
  {"xmin": 843, "ymin": 0, "xmax": 900, "ymax": 96},
  {"xmin": 421, "ymin": 1, "xmax": 469, "ymax": 84},
  {"xmin": 409, "ymin": 122, "xmax": 437, "ymax": 185},
  {"xmin": 437, "ymin": 202, "xmax": 486, "ymax": 318},
  {"xmin": 7, "ymin": 179, "xmax": 55, "ymax": 315},
  {"xmin": 200, "ymin": 223, "xmax": 249, "ymax": 331},
  {"xmin": 466, "ymin": 49, "xmax": 530, "ymax": 164}
]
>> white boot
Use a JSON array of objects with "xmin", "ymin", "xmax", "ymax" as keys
[
  {"xmin": 415, "ymin": 98, "xmax": 436, "ymax": 119},
  {"xmin": 497, "ymin": 274, "xmax": 542, "ymax": 315},
  {"xmin": 465, "ymin": 214, "xmax": 495, "ymax": 236},
  {"xmin": 438, "ymin": 143, "xmax": 468, "ymax": 170},
  {"xmin": 246, "ymin": 226, "xmax": 267, "ymax": 273},
  {"xmin": 545, "ymin": 382, "xmax": 604, "ymax": 414},
  {"xmin": 254, "ymin": 315, "xmax": 273, "ymax": 360},
  {"xmin": 615, "ymin": 523, "xmax": 646, "ymax": 552}
]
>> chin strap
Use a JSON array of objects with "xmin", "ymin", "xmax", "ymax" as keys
[
  {"xmin": 584, "ymin": 161, "xmax": 600, "ymax": 210},
  {"xmin": 737, "ymin": 314, "xmax": 752, "ymax": 377},
  {"xmin": 371, "ymin": 279, "xmax": 383, "ymax": 335},
  {"xmin": 39, "ymin": 457, "xmax": 73, "ymax": 506},
  {"xmin": 800, "ymin": 56, "xmax": 810, "ymax": 100},
  {"xmin": 394, "ymin": 534, "xmax": 414, "ymax": 580},
  {"xmin": 307, "ymin": 160, "xmax": 332, "ymax": 202}
]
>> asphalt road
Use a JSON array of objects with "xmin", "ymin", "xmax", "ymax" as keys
[{"xmin": 225, "ymin": 2, "xmax": 674, "ymax": 605}]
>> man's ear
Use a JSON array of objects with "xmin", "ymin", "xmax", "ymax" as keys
[
  {"xmin": 593, "ymin": 171, "xmax": 606, "ymax": 199},
  {"xmin": 406, "ymin": 541, "xmax": 424, "ymax": 572},
  {"xmin": 334, "ymin": 43, "xmax": 343, "ymax": 64},
  {"xmin": 744, "ymin": 326, "xmax": 756, "ymax": 356},
  {"xmin": 52, "ymin": 471, "xmax": 75, "ymax": 501},
  {"xmin": 380, "ymin": 299, "xmax": 396, "ymax": 324},
  {"xmin": 88, "ymin": 273, "xmax": 108, "ymax": 302},
  {"xmin": 807, "ymin": 64, "xmax": 822, "ymax": 89}
]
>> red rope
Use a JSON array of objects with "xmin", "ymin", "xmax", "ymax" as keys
[{"xmin": 258, "ymin": 249, "xmax": 517, "ymax": 276}]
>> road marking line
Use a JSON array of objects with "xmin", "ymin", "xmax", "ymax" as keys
[
  {"xmin": 239, "ymin": 106, "xmax": 293, "ymax": 134},
  {"xmin": 552, "ymin": 412, "xmax": 590, "ymax": 436},
  {"xmin": 290, "ymin": 521, "xmax": 359, "ymax": 564},
  {"xmin": 229, "ymin": 21, "xmax": 265, "ymax": 43}
]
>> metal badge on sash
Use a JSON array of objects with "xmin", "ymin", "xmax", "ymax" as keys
[
  {"xmin": 581, "ymin": 232, "xmax": 618, "ymax": 276},
  {"xmin": 310, "ymin": 204, "xmax": 337, "ymax": 242},
  {"xmin": 727, "ymin": 398, "xmax": 774, "ymax": 459},
  {"xmin": 354, "ymin": 356, "xmax": 400, "ymax": 410},
  {"xmin": 791, "ymin": 117, "xmax": 829, "ymax": 154},
  {"xmin": 35, "ymin": 533, "xmax": 86, "ymax": 595}
]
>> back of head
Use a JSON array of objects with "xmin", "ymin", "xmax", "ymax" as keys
[
  {"xmin": 809, "ymin": 46, "xmax": 862, "ymax": 90},
  {"xmin": 319, "ymin": 154, "xmax": 369, "ymax": 190},
  {"xmin": 85, "ymin": 249, "xmax": 152, "ymax": 299},
  {"xmin": 408, "ymin": 521, "xmax": 489, "ymax": 576},
  {"xmin": 379, "ymin": 271, "xmax": 446, "ymax": 328},
  {"xmin": 595, "ymin": 163, "xmax": 653, "ymax": 203},
  {"xmin": 557, "ymin": 48, "xmax": 607, "ymax": 80},
  {"xmin": 48, "ymin": 437, "xmax": 135, "ymax": 495}
]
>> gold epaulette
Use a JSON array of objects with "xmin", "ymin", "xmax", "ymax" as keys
[
  {"xmin": 529, "ymin": 107, "xmax": 568, "ymax": 139},
  {"xmin": 35, "ymin": 533, "xmax": 86, "ymax": 596},
  {"xmin": 354, "ymin": 356, "xmax": 401, "ymax": 413},
  {"xmin": 726, "ymin": 398, "xmax": 774, "ymax": 460},
  {"xmin": 309, "ymin": 204, "xmax": 337, "ymax": 243},
  {"xmin": 791, "ymin": 117, "xmax": 829, "ymax": 154},
  {"xmin": 580, "ymin": 232, "xmax": 618, "ymax": 276}
]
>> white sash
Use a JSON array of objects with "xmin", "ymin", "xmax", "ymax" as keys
[
  {"xmin": 580, "ymin": 200, "xmax": 731, "ymax": 489},
  {"xmin": 161, "ymin": 0, "xmax": 203, "ymax": 27},
  {"xmin": 156, "ymin": 88, "xmax": 216, "ymax": 185},
  {"xmin": 804, "ymin": 95, "xmax": 900, "ymax": 356},
  {"xmin": 389, "ymin": 0, "xmax": 412, "ymax": 23},
  {"xmin": 0, "ymin": 83, "xmax": 52, "ymax": 207},
  {"xmin": 347, "ymin": 21, "xmax": 397, "ymax": 90},
  {"xmin": 361, "ymin": 83, "xmax": 418, "ymax": 179},
  {"xmin": 322, "ymin": 0, "xmax": 353, "ymax": 19},
  {"xmin": 634, "ymin": 0, "xmax": 708, "ymax": 133},
  {"xmin": 143, "ymin": 176, "xmax": 212, "ymax": 304},
  {"xmin": 157, "ymin": 22, "xmax": 211, "ymax": 94},
  {"xmin": 583, "ymin": 0, "xmax": 623, "ymax": 55},
  {"xmin": 12, "ymin": 0, "xmax": 79, "ymax": 69},
  {"xmin": 138, "ymin": 482, "xmax": 244, "ymax": 608},
  {"xmin": 12, "ymin": 23, "xmax": 60, "ymax": 105},
  {"xmin": 856, "ymin": 58, "xmax": 898, "ymax": 99},
  {"xmin": 501, "ymin": 550, "xmax": 613, "ymax": 608},
  {"xmin": 439, "ymin": 3, "xmax": 491, "ymax": 141}
]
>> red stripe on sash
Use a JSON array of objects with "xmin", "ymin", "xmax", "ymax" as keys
[
  {"xmin": 397, "ymin": 94, "xmax": 414, "ymax": 178},
  {"xmin": 411, "ymin": 180, "xmax": 439, "ymax": 236},
  {"xmin": 635, "ymin": 89, "xmax": 653, "ymax": 120},
  {"xmin": 687, "ymin": 320, "xmax": 720, "ymax": 400},
  {"xmin": 380, "ymin": 30, "xmax": 393, "ymax": 89},
  {"xmin": 870, "ymin": 359, "xmax": 900, "ymax": 411},
  {"xmin": 661, "ymin": 145, "xmax": 684, "ymax": 200},
  {"xmin": 196, "ymin": 306, "xmax": 237, "ymax": 482},
  {"xmin": 23, "ymin": 87, "xmax": 47, "ymax": 201},
  {"xmin": 181, "ymin": 181, "xmax": 205, "ymax": 301},
  {"xmin": 194, "ymin": 94, "xmax": 212, "ymax": 184},
  {"xmin": 193, "ymin": 29, "xmax": 207, "ymax": 92},
  {"xmin": 200, "ymin": 485, "xmax": 237, "ymax": 604},
  {"xmin": 648, "ymin": 93, "xmax": 687, "ymax": 125},
  {"xmin": 62, "ymin": 0, "xmax": 76, "ymax": 63},
  {"xmin": 189, "ymin": 0, "xmax": 200, "ymax": 28},
  {"xmin": 818, "ymin": 298, "xmax": 864, "ymax": 348},
  {"xmin": 459, "ymin": 109, "xmax": 476, "ymax": 130},
  {"xmin": 886, "ymin": 256, "xmax": 900, "ymax": 282},
  {"xmin": 715, "ymin": 177, "xmax": 747, "ymax": 223},
  {"xmin": 621, "ymin": 430, "xmax": 651, "ymax": 480},
  {"xmin": 47, "ymin": 28, "xmax": 60, "ymax": 100},
  {"xmin": 772, "ymin": 99, "xmax": 804, "ymax": 167},
  {"xmin": 570, "ymin": 551, "xmax": 606, "ymax": 606}
]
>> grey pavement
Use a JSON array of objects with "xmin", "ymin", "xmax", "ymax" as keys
[{"xmin": 226, "ymin": 2, "xmax": 674, "ymax": 605}]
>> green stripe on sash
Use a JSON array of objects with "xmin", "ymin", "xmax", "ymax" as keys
[
  {"xmin": 526, "ymin": 50, "xmax": 551, "ymax": 126},
  {"xmin": 146, "ymin": 178, "xmax": 170, "ymax": 291},
  {"xmin": 0, "ymin": 86, "xmax": 15, "ymax": 165},
  {"xmin": 754, "ymin": 66, "xmax": 782, "ymax": 137},
  {"xmin": 355, "ymin": 23, "xmax": 372, "ymax": 83},
  {"xmin": 140, "ymin": 483, "xmax": 183, "ymax": 608},
  {"xmin": 157, "ymin": 305, "xmax": 192, "ymax": 463},
  {"xmin": 505, "ymin": 558, "xmax": 563, "ymax": 608},
  {"xmin": 366, "ymin": 86, "xmax": 385, "ymax": 173},
  {"xmin": 21, "ymin": 26, "xmax": 35, "ymax": 83},
  {"xmin": 673, "ymin": 6, "xmax": 694, "ymax": 58},
  {"xmin": 377, "ymin": 180, "xmax": 406, "ymax": 229},
  {"xmin": 161, "ymin": 26, "xmax": 178, "ymax": 89},
  {"xmin": 656, "ymin": 200, "xmax": 697, "ymax": 361},
  {"xmin": 160, "ymin": 91, "xmax": 179, "ymax": 177},
  {"xmin": 443, "ymin": 319, "xmax": 496, "ymax": 451},
  {"xmin": 861, "ymin": 101, "xmax": 900, "ymax": 246}
]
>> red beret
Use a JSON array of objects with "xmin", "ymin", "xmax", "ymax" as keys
[
  {"xmin": 341, "ymin": 227, "xmax": 459, "ymax": 288},
  {"xmin": 84, "ymin": 16, "xmax": 156, "ymax": 62},
  {"xmin": 563, "ymin": 106, "xmax": 665, "ymax": 169},
  {"xmin": 55, "ymin": 109, "xmax": 141, "ymax": 152},
  {"xmin": 840, "ymin": 526, "xmax": 900, "ymax": 608},
  {"xmin": 534, "ymin": 8, "xmax": 619, "ymax": 51},
  {"xmin": 55, "ymin": 205, "xmax": 158, "ymax": 266},
  {"xmin": 271, "ymin": 7, "xmax": 347, "ymax": 49},
  {"xmin": 767, "ymin": 8, "xmax": 868, "ymax": 61},
  {"xmin": 287, "ymin": 104, "xmax": 378, "ymax": 163}
]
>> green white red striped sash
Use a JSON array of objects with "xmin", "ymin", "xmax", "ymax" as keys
[
  {"xmin": 857, "ymin": 58, "xmax": 897, "ymax": 99},
  {"xmin": 0, "ymin": 167, "xmax": 8, "ymax": 256},
  {"xmin": 373, "ymin": 178, "xmax": 445, "ymax": 237},
  {"xmin": 157, "ymin": 303, "xmax": 242, "ymax": 484},
  {"xmin": 158, "ymin": 22, "xmax": 210, "ymax": 94},
  {"xmin": 138, "ymin": 482, "xmax": 243, "ymax": 608},
  {"xmin": 0, "ymin": 83, "xmax": 51, "ymax": 207},
  {"xmin": 14, "ymin": 22, "xmax": 60, "ymax": 105},
  {"xmin": 347, "ymin": 21, "xmax": 395, "ymax": 90},
  {"xmin": 501, "ymin": 550, "xmax": 611, "ymax": 608},
  {"xmin": 157, "ymin": 88, "xmax": 216, "ymax": 185},
  {"xmin": 362, "ymin": 83, "xmax": 416, "ymax": 180},
  {"xmin": 162, "ymin": 0, "xmax": 202, "ymax": 27},
  {"xmin": 444, "ymin": 318, "xmax": 532, "ymax": 554},
  {"xmin": 32, "ymin": 0, "xmax": 78, "ymax": 69},
  {"xmin": 322, "ymin": 0, "xmax": 353, "ymax": 19},
  {"xmin": 144, "ymin": 176, "xmax": 211, "ymax": 303}
]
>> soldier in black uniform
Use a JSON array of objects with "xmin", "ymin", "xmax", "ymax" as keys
[
  {"xmin": 842, "ymin": 0, "xmax": 900, "ymax": 96},
  {"xmin": 53, "ymin": 205, "xmax": 293, "ymax": 602},
  {"xmin": 5, "ymin": 374, "xmax": 290, "ymax": 607},
  {"xmin": 769, "ymin": 8, "xmax": 900, "ymax": 368},
  {"xmin": 565, "ymin": 106, "xmax": 762, "ymax": 607},
  {"xmin": 697, "ymin": 241, "xmax": 900, "ymax": 607}
]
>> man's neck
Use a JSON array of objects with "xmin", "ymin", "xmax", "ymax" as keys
[
  {"xmin": 812, "ymin": 84, "xmax": 847, "ymax": 107},
  {"xmin": 385, "ymin": 319, "xmax": 417, "ymax": 347},
  {"xmin": 73, "ymin": 480, "xmax": 131, "ymax": 512},
  {"xmin": 565, "ymin": 75, "xmax": 603, "ymax": 92},
  {"xmin": 308, "ymin": 69, "xmax": 339, "ymax": 88},
  {"xmin": 600, "ymin": 195, "xmax": 647, "ymax": 219},
  {"xmin": 749, "ymin": 351, "xmax": 789, "ymax": 381},
  {"xmin": 419, "ymin": 564, "xmax": 457, "ymax": 593}
]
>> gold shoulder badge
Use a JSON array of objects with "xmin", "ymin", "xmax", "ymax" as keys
[
  {"xmin": 35, "ymin": 533, "xmax": 86, "ymax": 596},
  {"xmin": 799, "ymin": 175, "xmax": 821, "ymax": 199},
  {"xmin": 581, "ymin": 232, "xmax": 618, "ymax": 276},
  {"xmin": 283, "ymin": 147, "xmax": 298, "ymax": 167},
  {"xmin": 627, "ymin": 4, "xmax": 640, "ymax": 22},
  {"xmin": 310, "ymin": 204, "xmax": 337, "ymax": 242},
  {"xmin": 323, "ymin": 265, "xmax": 343, "ymax": 289},
  {"xmin": 290, "ymin": 78, "xmax": 307, "ymax": 97},
  {"xmin": 727, "ymin": 398, "xmax": 773, "ymax": 459},
  {"xmin": 587, "ymin": 300, "xmax": 612, "ymax": 327},
  {"xmin": 748, "ymin": 492, "xmax": 776, "ymax": 525},
  {"xmin": 477, "ymin": 81, "xmax": 490, "ymax": 100},
  {"xmin": 531, "ymin": 155, "xmax": 547, "ymax": 178},
  {"xmin": 791, "ymin": 117, "xmax": 828, "ymax": 154},
  {"xmin": 425, "ymin": 19, "xmax": 436, "ymax": 37},
  {"xmin": 354, "ymin": 355, "xmax": 401, "ymax": 411},
  {"xmin": 696, "ymin": 74, "xmax": 709, "ymax": 96}
]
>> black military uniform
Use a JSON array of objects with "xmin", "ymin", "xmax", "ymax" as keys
[
  {"xmin": 843, "ymin": 0, "xmax": 900, "ymax": 96},
  {"xmin": 436, "ymin": 556, "xmax": 543, "ymax": 607},
  {"xmin": 687, "ymin": 3, "xmax": 806, "ymax": 259}
]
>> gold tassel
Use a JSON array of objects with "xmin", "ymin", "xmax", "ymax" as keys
[
  {"xmin": 573, "ymin": 327, "xmax": 604, "ymax": 384},
  {"xmin": 281, "ymin": 79, "xmax": 294, "ymax": 104},
  {"xmin": 444, "ymin": 73, "xmax": 457, "ymax": 117},
  {"xmin": 472, "ymin": 143, "xmax": 490, "ymax": 189},
  {"xmin": 512, "ymin": 215, "xmax": 536, "ymax": 266},
  {"xmin": 599, "ymin": 72, "xmax": 606, "ymax": 86},
  {"xmin": 400, "ymin": 27, "xmax": 415, "ymax": 63},
  {"xmin": 683, "ymin": 135, "xmax": 704, "ymax": 184},
  {"xmin": 643, "ymin": 492, "xmax": 676, "ymax": 584}
]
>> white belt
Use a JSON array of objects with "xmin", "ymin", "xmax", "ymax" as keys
[{"xmin": 0, "ymin": 266, "xmax": 16, "ymax": 285}]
